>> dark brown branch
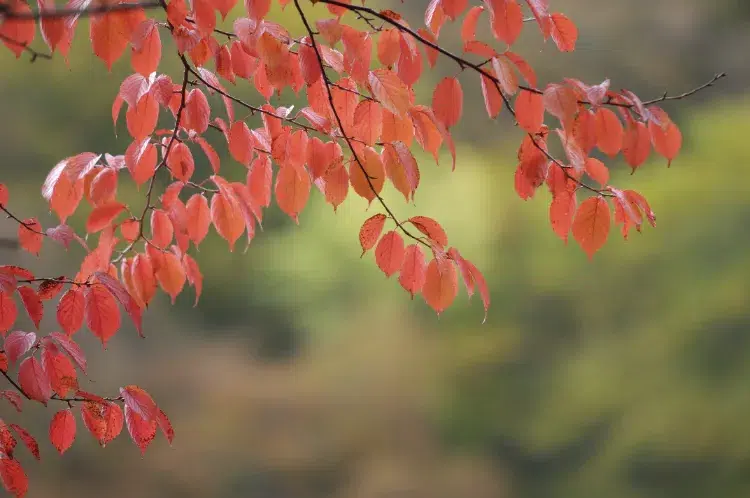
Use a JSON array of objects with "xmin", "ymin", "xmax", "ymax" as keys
[
  {"xmin": 0, "ymin": 0, "xmax": 162, "ymax": 20},
  {"xmin": 1, "ymin": 205, "xmax": 45, "ymax": 235},
  {"xmin": 0, "ymin": 33, "xmax": 52, "ymax": 61},
  {"xmin": 642, "ymin": 72, "xmax": 726, "ymax": 106}
]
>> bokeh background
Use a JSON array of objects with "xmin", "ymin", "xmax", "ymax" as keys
[{"xmin": 2, "ymin": 0, "xmax": 750, "ymax": 497}]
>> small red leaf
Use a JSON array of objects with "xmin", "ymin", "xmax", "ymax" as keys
[
  {"xmin": 49, "ymin": 409, "xmax": 76, "ymax": 455},
  {"xmin": 572, "ymin": 196, "xmax": 610, "ymax": 258},
  {"xmin": 9, "ymin": 424, "xmax": 39, "ymax": 460},
  {"xmin": 359, "ymin": 214, "xmax": 387, "ymax": 256},
  {"xmin": 375, "ymin": 231, "xmax": 405, "ymax": 277},
  {"xmin": 17, "ymin": 287, "xmax": 42, "ymax": 330},
  {"xmin": 57, "ymin": 288, "xmax": 85, "ymax": 336}
]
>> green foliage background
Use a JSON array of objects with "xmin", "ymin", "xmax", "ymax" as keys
[{"xmin": 1, "ymin": 0, "xmax": 749, "ymax": 497}]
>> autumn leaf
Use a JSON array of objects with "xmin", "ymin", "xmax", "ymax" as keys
[
  {"xmin": 398, "ymin": 244, "xmax": 427, "ymax": 298},
  {"xmin": 84, "ymin": 285, "xmax": 121, "ymax": 347},
  {"xmin": 422, "ymin": 258, "xmax": 458, "ymax": 316},
  {"xmin": 375, "ymin": 231, "xmax": 405, "ymax": 277},
  {"xmin": 432, "ymin": 77, "xmax": 463, "ymax": 128},
  {"xmin": 49, "ymin": 409, "xmax": 77, "ymax": 455},
  {"xmin": 359, "ymin": 214, "xmax": 387, "ymax": 256},
  {"xmin": 572, "ymin": 196, "xmax": 611, "ymax": 258}
]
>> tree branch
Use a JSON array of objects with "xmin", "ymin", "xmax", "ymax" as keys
[{"xmin": 0, "ymin": 0, "xmax": 162, "ymax": 20}]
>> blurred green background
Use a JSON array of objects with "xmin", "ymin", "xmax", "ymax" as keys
[{"xmin": 1, "ymin": 0, "xmax": 750, "ymax": 497}]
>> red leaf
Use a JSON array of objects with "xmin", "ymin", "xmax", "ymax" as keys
[
  {"xmin": 81, "ymin": 401, "xmax": 123, "ymax": 447},
  {"xmin": 549, "ymin": 188, "xmax": 577, "ymax": 243},
  {"xmin": 131, "ymin": 19, "xmax": 161, "ymax": 76},
  {"xmin": 0, "ymin": 292, "xmax": 18, "ymax": 335},
  {"xmin": 211, "ymin": 192, "xmax": 245, "ymax": 250},
  {"xmin": 584, "ymin": 157, "xmax": 609, "ymax": 186},
  {"xmin": 157, "ymin": 408, "xmax": 175, "ymax": 445},
  {"xmin": 16, "ymin": 287, "xmax": 42, "ymax": 330},
  {"xmin": 18, "ymin": 356, "xmax": 52, "ymax": 405},
  {"xmin": 0, "ymin": 457, "xmax": 28, "ymax": 498},
  {"xmin": 90, "ymin": 11, "xmax": 134, "ymax": 70},
  {"xmin": 432, "ymin": 77, "xmax": 463, "ymax": 128},
  {"xmin": 3, "ymin": 332, "xmax": 36, "ymax": 365},
  {"xmin": 17, "ymin": 219, "xmax": 42, "ymax": 256},
  {"xmin": 622, "ymin": 120, "xmax": 651, "ymax": 170},
  {"xmin": 57, "ymin": 288, "xmax": 85, "ymax": 336},
  {"xmin": 515, "ymin": 90, "xmax": 544, "ymax": 133},
  {"xmin": 9, "ymin": 424, "xmax": 39, "ymax": 460},
  {"xmin": 375, "ymin": 231, "xmax": 405, "ymax": 277},
  {"xmin": 0, "ymin": 354, "xmax": 6, "ymax": 373},
  {"xmin": 461, "ymin": 6, "xmax": 484, "ymax": 43},
  {"xmin": 359, "ymin": 214, "xmax": 387, "ymax": 256},
  {"xmin": 49, "ymin": 409, "xmax": 76, "ymax": 455},
  {"xmin": 84, "ymin": 285, "xmax": 121, "ymax": 347},
  {"xmin": 398, "ymin": 244, "xmax": 427, "ymax": 298},
  {"xmin": 185, "ymin": 194, "xmax": 211, "ymax": 246},
  {"xmin": 42, "ymin": 344, "xmax": 78, "ymax": 398},
  {"xmin": 0, "ymin": 0, "xmax": 35, "ymax": 59},
  {"xmin": 408, "ymin": 216, "xmax": 448, "ymax": 247},
  {"xmin": 124, "ymin": 405, "xmax": 157, "ymax": 455},
  {"xmin": 422, "ymin": 258, "xmax": 458, "ymax": 316},
  {"xmin": 572, "ymin": 196, "xmax": 610, "ymax": 258}
]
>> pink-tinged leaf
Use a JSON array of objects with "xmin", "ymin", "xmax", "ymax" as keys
[
  {"xmin": 131, "ymin": 19, "xmax": 161, "ymax": 76},
  {"xmin": 480, "ymin": 74, "xmax": 503, "ymax": 119},
  {"xmin": 183, "ymin": 253, "xmax": 203, "ymax": 307},
  {"xmin": 422, "ymin": 258, "xmax": 458, "ymax": 316},
  {"xmin": 50, "ymin": 332, "xmax": 87, "ymax": 374},
  {"xmin": 46, "ymin": 224, "xmax": 87, "ymax": 251},
  {"xmin": 81, "ymin": 400, "xmax": 123, "ymax": 447},
  {"xmin": 91, "ymin": 272, "xmax": 143, "ymax": 338},
  {"xmin": 584, "ymin": 157, "xmax": 609, "ymax": 186},
  {"xmin": 18, "ymin": 356, "xmax": 52, "ymax": 405},
  {"xmin": 398, "ymin": 244, "xmax": 427, "ymax": 298},
  {"xmin": 49, "ymin": 409, "xmax": 76, "ymax": 455},
  {"xmin": 375, "ymin": 230, "xmax": 405, "ymax": 277},
  {"xmin": 9, "ymin": 424, "xmax": 39, "ymax": 460},
  {"xmin": 4, "ymin": 332, "xmax": 36, "ymax": 365},
  {"xmin": 549, "ymin": 188, "xmax": 577, "ymax": 243},
  {"xmin": 57, "ymin": 288, "xmax": 85, "ymax": 336},
  {"xmin": 16, "ymin": 287, "xmax": 42, "ymax": 330},
  {"xmin": 368, "ymin": 69, "xmax": 411, "ymax": 117},
  {"xmin": 0, "ymin": 390, "xmax": 22, "ymax": 412},
  {"xmin": 84, "ymin": 285, "xmax": 121, "ymax": 347},
  {"xmin": 120, "ymin": 385, "xmax": 158, "ymax": 422},
  {"xmin": 359, "ymin": 214, "xmax": 387, "ymax": 256},
  {"xmin": 124, "ymin": 405, "xmax": 157, "ymax": 455},
  {"xmin": 572, "ymin": 196, "xmax": 610, "ymax": 259}
]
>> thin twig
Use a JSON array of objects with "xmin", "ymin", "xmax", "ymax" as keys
[{"xmin": 0, "ymin": 0, "xmax": 162, "ymax": 19}]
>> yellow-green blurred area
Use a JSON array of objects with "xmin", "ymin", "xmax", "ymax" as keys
[{"xmin": 1, "ymin": 0, "xmax": 750, "ymax": 497}]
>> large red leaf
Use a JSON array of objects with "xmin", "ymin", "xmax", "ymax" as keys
[{"xmin": 572, "ymin": 196, "xmax": 610, "ymax": 258}]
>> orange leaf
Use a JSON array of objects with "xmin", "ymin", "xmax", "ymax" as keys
[
  {"xmin": 398, "ymin": 244, "xmax": 427, "ymax": 298},
  {"xmin": 185, "ymin": 194, "xmax": 211, "ymax": 246},
  {"xmin": 515, "ymin": 90, "xmax": 544, "ymax": 133},
  {"xmin": 375, "ymin": 230, "xmax": 405, "ymax": 277},
  {"xmin": 487, "ymin": 0, "xmax": 523, "ymax": 46},
  {"xmin": 622, "ymin": 120, "xmax": 651, "ymax": 170},
  {"xmin": 408, "ymin": 216, "xmax": 448, "ymax": 246},
  {"xmin": 572, "ymin": 196, "xmax": 610, "ymax": 259},
  {"xmin": 18, "ymin": 218, "xmax": 43, "ymax": 256},
  {"xmin": 150, "ymin": 209, "xmax": 174, "ymax": 249},
  {"xmin": 86, "ymin": 202, "xmax": 125, "ymax": 233},
  {"xmin": 359, "ymin": 214, "xmax": 387, "ymax": 256},
  {"xmin": 432, "ymin": 77, "xmax": 463, "ymax": 128},
  {"xmin": 349, "ymin": 147, "xmax": 385, "ymax": 203},
  {"xmin": 81, "ymin": 400, "xmax": 123, "ymax": 447},
  {"xmin": 594, "ymin": 107, "xmax": 624, "ymax": 156},
  {"xmin": 0, "ymin": 0, "xmax": 35, "ymax": 58},
  {"xmin": 274, "ymin": 166, "xmax": 311, "ymax": 224},
  {"xmin": 422, "ymin": 258, "xmax": 458, "ymax": 316},
  {"xmin": 549, "ymin": 12, "xmax": 577, "ymax": 52},
  {"xmin": 584, "ymin": 157, "xmax": 609, "ymax": 186},
  {"xmin": 368, "ymin": 69, "xmax": 411, "ymax": 118},
  {"xmin": 461, "ymin": 6, "xmax": 484, "ymax": 43},
  {"xmin": 90, "ymin": 11, "xmax": 133, "ymax": 71},
  {"xmin": 210, "ymin": 192, "xmax": 245, "ymax": 250},
  {"xmin": 155, "ymin": 252, "xmax": 186, "ymax": 303},
  {"xmin": 124, "ymin": 405, "xmax": 156, "ymax": 455}
]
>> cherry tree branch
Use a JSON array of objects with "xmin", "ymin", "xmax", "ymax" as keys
[
  {"xmin": 1, "ymin": 205, "xmax": 45, "ymax": 235},
  {"xmin": 294, "ymin": 0, "xmax": 427, "ymax": 247},
  {"xmin": 0, "ymin": 32, "xmax": 51, "ymax": 61},
  {"xmin": 0, "ymin": 0, "xmax": 162, "ymax": 20}
]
